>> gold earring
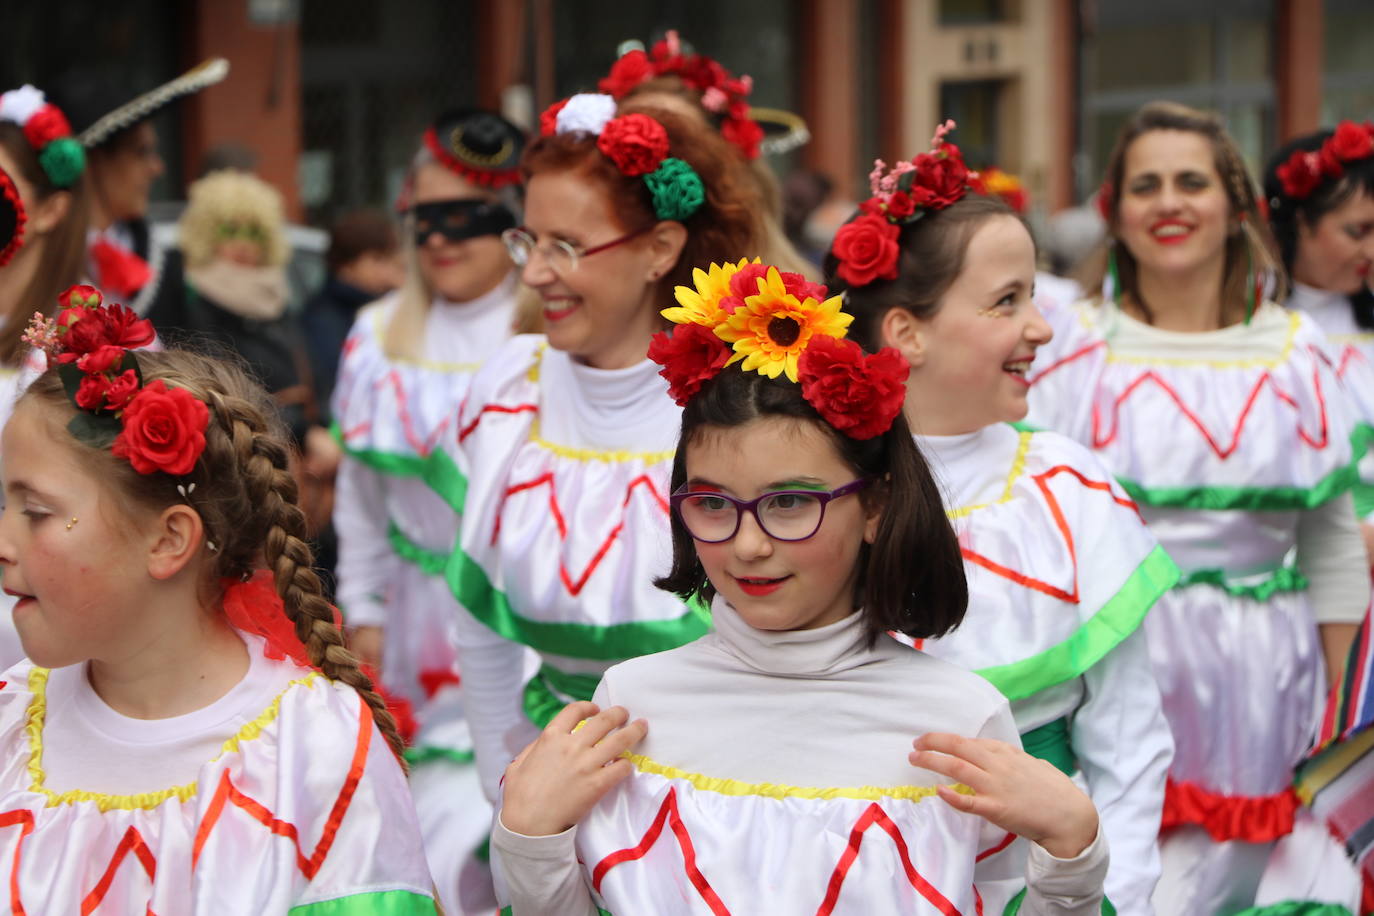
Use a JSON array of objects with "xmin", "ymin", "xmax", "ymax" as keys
[{"xmin": 66, "ymin": 517, "xmax": 78, "ymax": 531}]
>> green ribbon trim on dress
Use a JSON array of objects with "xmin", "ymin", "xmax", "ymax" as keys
[
  {"xmin": 1020, "ymin": 717, "xmax": 1076, "ymax": 776},
  {"xmin": 288, "ymin": 890, "xmax": 438, "ymax": 915},
  {"xmin": 387, "ymin": 521, "xmax": 448, "ymax": 577},
  {"xmin": 331, "ymin": 421, "xmax": 468, "ymax": 514},
  {"xmin": 1116, "ymin": 460, "xmax": 1356, "ymax": 512},
  {"xmin": 1173, "ymin": 564, "xmax": 1308, "ymax": 600},
  {"xmin": 1003, "ymin": 889, "xmax": 1115, "ymax": 915},
  {"xmin": 1229, "ymin": 902, "xmax": 1354, "ymax": 916},
  {"xmin": 445, "ymin": 545, "xmax": 712, "ymax": 660},
  {"xmin": 974, "ymin": 545, "xmax": 1178, "ymax": 701},
  {"xmin": 522, "ymin": 663, "xmax": 604, "ymax": 728},
  {"xmin": 402, "ymin": 745, "xmax": 475, "ymax": 766}
]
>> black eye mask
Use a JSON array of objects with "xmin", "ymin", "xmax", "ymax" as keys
[{"xmin": 411, "ymin": 198, "xmax": 516, "ymax": 246}]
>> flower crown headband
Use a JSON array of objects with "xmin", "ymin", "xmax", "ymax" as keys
[
  {"xmin": 538, "ymin": 93, "xmax": 705, "ymax": 222},
  {"xmin": 1273, "ymin": 120, "xmax": 1374, "ymax": 206},
  {"xmin": 598, "ymin": 30, "xmax": 764, "ymax": 160},
  {"xmin": 830, "ymin": 121, "xmax": 981, "ymax": 288},
  {"xmin": 647, "ymin": 259, "xmax": 908, "ymax": 440},
  {"xmin": 23, "ymin": 286, "xmax": 209, "ymax": 476},
  {"xmin": 0, "ymin": 86, "xmax": 86, "ymax": 189}
]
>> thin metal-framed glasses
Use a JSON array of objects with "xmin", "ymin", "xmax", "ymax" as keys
[
  {"xmin": 501, "ymin": 225, "xmax": 650, "ymax": 275},
  {"xmin": 669, "ymin": 479, "xmax": 871, "ymax": 544}
]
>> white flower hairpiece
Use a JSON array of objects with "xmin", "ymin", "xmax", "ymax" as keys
[
  {"xmin": 556, "ymin": 93, "xmax": 618, "ymax": 137},
  {"xmin": 0, "ymin": 85, "xmax": 46, "ymax": 125}
]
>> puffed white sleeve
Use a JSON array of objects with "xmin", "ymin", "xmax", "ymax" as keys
[
  {"xmin": 1297, "ymin": 492, "xmax": 1372, "ymax": 624},
  {"xmin": 1072, "ymin": 629, "xmax": 1172, "ymax": 916},
  {"xmin": 332, "ymin": 456, "xmax": 399, "ymax": 629}
]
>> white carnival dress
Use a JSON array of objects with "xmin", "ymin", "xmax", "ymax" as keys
[
  {"xmin": 1026, "ymin": 299, "xmax": 1367, "ymax": 914},
  {"xmin": 915, "ymin": 423, "xmax": 1176, "ymax": 916},
  {"xmin": 491, "ymin": 598, "xmax": 1110, "ymax": 916},
  {"xmin": 331, "ymin": 278, "xmax": 517, "ymax": 914},
  {"xmin": 0, "ymin": 633, "xmax": 436, "ymax": 913},
  {"xmin": 444, "ymin": 336, "xmax": 710, "ymax": 801}
]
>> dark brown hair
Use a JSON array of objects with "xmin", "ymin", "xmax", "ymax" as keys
[
  {"xmin": 654, "ymin": 368, "xmax": 968, "ymax": 644},
  {"xmin": 824, "ymin": 194, "xmax": 1019, "ymax": 348},
  {"xmin": 1092, "ymin": 101, "xmax": 1281, "ymax": 325},
  {"xmin": 1263, "ymin": 130, "xmax": 1374, "ymax": 328},
  {"xmin": 521, "ymin": 104, "xmax": 764, "ymax": 308},
  {"xmin": 0, "ymin": 122, "xmax": 91, "ymax": 365},
  {"xmin": 21, "ymin": 349, "xmax": 407, "ymax": 764},
  {"xmin": 327, "ymin": 208, "xmax": 400, "ymax": 273}
]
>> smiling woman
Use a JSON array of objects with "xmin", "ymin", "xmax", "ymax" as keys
[{"xmin": 1026, "ymin": 102, "xmax": 1370, "ymax": 915}]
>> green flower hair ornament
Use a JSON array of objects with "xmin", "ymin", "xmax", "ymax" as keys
[
  {"xmin": 645, "ymin": 157, "xmax": 704, "ymax": 222},
  {"xmin": 38, "ymin": 138, "xmax": 86, "ymax": 189}
]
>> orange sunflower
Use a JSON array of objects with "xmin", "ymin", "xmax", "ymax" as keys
[
  {"xmin": 716, "ymin": 267, "xmax": 852, "ymax": 381},
  {"xmin": 662, "ymin": 257, "xmax": 760, "ymax": 327}
]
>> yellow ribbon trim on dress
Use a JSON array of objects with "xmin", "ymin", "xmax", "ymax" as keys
[
  {"xmin": 946, "ymin": 431, "xmax": 1032, "ymax": 520},
  {"xmin": 24, "ymin": 666, "xmax": 321, "ymax": 812},
  {"xmin": 621, "ymin": 751, "xmax": 974, "ymax": 802},
  {"xmin": 1103, "ymin": 310, "xmax": 1300, "ymax": 369},
  {"xmin": 523, "ymin": 343, "xmax": 677, "ymax": 465}
]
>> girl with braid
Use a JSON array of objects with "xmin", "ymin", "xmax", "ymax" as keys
[
  {"xmin": 0, "ymin": 288, "xmax": 437, "ymax": 913},
  {"xmin": 1025, "ymin": 101, "xmax": 1369, "ymax": 914}
]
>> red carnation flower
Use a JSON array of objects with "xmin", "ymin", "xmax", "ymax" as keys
[
  {"xmin": 720, "ymin": 114, "xmax": 764, "ymax": 160},
  {"xmin": 1277, "ymin": 149, "xmax": 1325, "ymax": 200},
  {"xmin": 104, "ymin": 303, "xmax": 155, "ymax": 349},
  {"xmin": 1326, "ymin": 121, "xmax": 1374, "ymax": 165},
  {"xmin": 647, "ymin": 324, "xmax": 731, "ymax": 406},
  {"xmin": 22, "ymin": 105, "xmax": 71, "ymax": 149},
  {"xmin": 598, "ymin": 50, "xmax": 655, "ymax": 98},
  {"xmin": 112, "ymin": 380, "xmax": 210, "ymax": 476},
  {"xmin": 798, "ymin": 337, "xmax": 909, "ymax": 440},
  {"xmin": 729, "ymin": 263, "xmax": 771, "ymax": 298},
  {"xmin": 57, "ymin": 285, "xmax": 102, "ymax": 310},
  {"xmin": 830, "ymin": 214, "xmax": 901, "ymax": 288},
  {"xmin": 779, "ymin": 271, "xmax": 829, "ymax": 303},
  {"xmin": 58, "ymin": 308, "xmax": 112, "ymax": 358},
  {"xmin": 597, "ymin": 114, "xmax": 670, "ymax": 176},
  {"xmin": 539, "ymin": 99, "xmax": 569, "ymax": 137}
]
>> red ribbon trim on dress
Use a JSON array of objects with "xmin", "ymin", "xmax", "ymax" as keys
[{"xmin": 1161, "ymin": 777, "xmax": 1299, "ymax": 842}]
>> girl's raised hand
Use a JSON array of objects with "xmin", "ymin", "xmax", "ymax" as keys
[
  {"xmin": 499, "ymin": 701, "xmax": 648, "ymax": 838},
  {"xmin": 910, "ymin": 732, "xmax": 1099, "ymax": 859}
]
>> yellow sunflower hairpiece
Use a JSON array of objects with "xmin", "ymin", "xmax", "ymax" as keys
[
  {"xmin": 715, "ymin": 266, "xmax": 852, "ymax": 381},
  {"xmin": 662, "ymin": 256, "xmax": 759, "ymax": 328}
]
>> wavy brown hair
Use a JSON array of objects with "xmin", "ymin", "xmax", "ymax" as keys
[
  {"xmin": 1091, "ymin": 101, "xmax": 1282, "ymax": 326},
  {"xmin": 522, "ymin": 103, "xmax": 764, "ymax": 310},
  {"xmin": 21, "ymin": 349, "xmax": 407, "ymax": 764},
  {"xmin": 0, "ymin": 122, "xmax": 91, "ymax": 366}
]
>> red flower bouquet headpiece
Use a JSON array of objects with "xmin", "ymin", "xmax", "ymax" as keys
[
  {"xmin": 648, "ymin": 259, "xmax": 909, "ymax": 439},
  {"xmin": 598, "ymin": 30, "xmax": 763, "ymax": 160},
  {"xmin": 832, "ymin": 120, "xmax": 982, "ymax": 288},
  {"xmin": 538, "ymin": 93, "xmax": 705, "ymax": 221},
  {"xmin": 23, "ymin": 286, "xmax": 208, "ymax": 476},
  {"xmin": 1276, "ymin": 121, "xmax": 1374, "ymax": 202}
]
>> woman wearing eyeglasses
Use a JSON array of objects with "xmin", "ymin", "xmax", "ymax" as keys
[
  {"xmin": 330, "ymin": 108, "xmax": 526, "ymax": 916},
  {"xmin": 443, "ymin": 93, "xmax": 763, "ymax": 804}
]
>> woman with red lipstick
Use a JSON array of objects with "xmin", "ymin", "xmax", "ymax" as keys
[
  {"xmin": 830, "ymin": 126, "xmax": 1176, "ymax": 916},
  {"xmin": 1026, "ymin": 101, "xmax": 1370, "ymax": 914},
  {"xmin": 441, "ymin": 93, "xmax": 763, "ymax": 805},
  {"xmin": 330, "ymin": 109, "xmax": 526, "ymax": 914},
  {"xmin": 489, "ymin": 257, "xmax": 1110, "ymax": 915}
]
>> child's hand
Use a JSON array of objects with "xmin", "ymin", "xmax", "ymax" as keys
[
  {"xmin": 910, "ymin": 732, "xmax": 1099, "ymax": 859},
  {"xmin": 500, "ymin": 701, "xmax": 648, "ymax": 838}
]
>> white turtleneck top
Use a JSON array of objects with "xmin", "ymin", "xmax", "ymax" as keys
[{"xmin": 492, "ymin": 599, "xmax": 1109, "ymax": 915}]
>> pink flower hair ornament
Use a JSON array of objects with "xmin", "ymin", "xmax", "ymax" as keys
[
  {"xmin": 831, "ymin": 120, "xmax": 983, "ymax": 288},
  {"xmin": 648, "ymin": 259, "xmax": 909, "ymax": 439},
  {"xmin": 23, "ymin": 286, "xmax": 208, "ymax": 477}
]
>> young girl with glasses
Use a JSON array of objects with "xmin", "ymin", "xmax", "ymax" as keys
[
  {"xmin": 829, "ymin": 127, "xmax": 1174, "ymax": 916},
  {"xmin": 330, "ymin": 108, "xmax": 527, "ymax": 914},
  {"xmin": 490, "ymin": 258, "xmax": 1107, "ymax": 914},
  {"xmin": 442, "ymin": 93, "xmax": 765, "ymax": 803}
]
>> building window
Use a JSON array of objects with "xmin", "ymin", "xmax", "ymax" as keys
[
  {"xmin": 939, "ymin": 79, "xmax": 1003, "ymax": 169},
  {"xmin": 1323, "ymin": 0, "xmax": 1374, "ymax": 121},
  {"xmin": 938, "ymin": 0, "xmax": 1007, "ymax": 26},
  {"xmin": 1077, "ymin": 1, "xmax": 1274, "ymax": 199}
]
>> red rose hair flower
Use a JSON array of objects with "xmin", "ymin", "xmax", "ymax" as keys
[
  {"xmin": 648, "ymin": 323, "xmax": 732, "ymax": 406},
  {"xmin": 1277, "ymin": 149, "xmax": 1325, "ymax": 200},
  {"xmin": 596, "ymin": 114, "xmax": 670, "ymax": 176},
  {"xmin": 112, "ymin": 380, "xmax": 211, "ymax": 476},
  {"xmin": 798, "ymin": 336, "xmax": 909, "ymax": 440},
  {"xmin": 1278, "ymin": 121, "xmax": 1374, "ymax": 202},
  {"xmin": 831, "ymin": 214, "xmax": 901, "ymax": 287}
]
